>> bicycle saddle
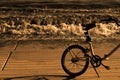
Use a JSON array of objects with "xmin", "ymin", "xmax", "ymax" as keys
[{"xmin": 82, "ymin": 22, "xmax": 96, "ymax": 30}]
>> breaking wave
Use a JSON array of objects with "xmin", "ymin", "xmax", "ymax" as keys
[{"xmin": 0, "ymin": 21, "xmax": 120, "ymax": 40}]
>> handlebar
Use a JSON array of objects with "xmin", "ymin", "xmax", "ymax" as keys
[
  {"xmin": 82, "ymin": 22, "xmax": 96, "ymax": 30},
  {"xmin": 100, "ymin": 17, "xmax": 120, "ymax": 26},
  {"xmin": 82, "ymin": 17, "xmax": 119, "ymax": 42},
  {"xmin": 82, "ymin": 17, "xmax": 120, "ymax": 31}
]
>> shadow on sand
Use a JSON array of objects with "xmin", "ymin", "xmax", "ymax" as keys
[{"xmin": 2, "ymin": 75, "xmax": 77, "ymax": 80}]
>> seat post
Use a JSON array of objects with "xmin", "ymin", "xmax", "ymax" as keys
[
  {"xmin": 84, "ymin": 30, "xmax": 92, "ymax": 42},
  {"xmin": 84, "ymin": 30, "xmax": 95, "ymax": 56}
]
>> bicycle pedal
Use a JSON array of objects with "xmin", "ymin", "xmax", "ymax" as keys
[
  {"xmin": 105, "ymin": 57, "xmax": 109, "ymax": 60},
  {"xmin": 105, "ymin": 66, "xmax": 111, "ymax": 70},
  {"xmin": 104, "ymin": 54, "xmax": 109, "ymax": 60},
  {"xmin": 102, "ymin": 64, "xmax": 111, "ymax": 70}
]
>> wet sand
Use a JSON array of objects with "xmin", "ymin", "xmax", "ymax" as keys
[{"xmin": 0, "ymin": 41, "xmax": 119, "ymax": 80}]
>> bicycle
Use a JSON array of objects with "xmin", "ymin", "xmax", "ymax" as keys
[{"xmin": 61, "ymin": 18, "xmax": 120, "ymax": 78}]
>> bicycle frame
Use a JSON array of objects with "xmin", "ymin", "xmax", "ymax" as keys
[
  {"xmin": 102, "ymin": 43, "xmax": 120, "ymax": 60},
  {"xmin": 61, "ymin": 19, "xmax": 120, "ymax": 78},
  {"xmin": 85, "ymin": 30, "xmax": 120, "ymax": 60},
  {"xmin": 84, "ymin": 30, "xmax": 95, "ymax": 56},
  {"xmin": 84, "ymin": 30, "xmax": 120, "ymax": 77},
  {"xmin": 88, "ymin": 42, "xmax": 95, "ymax": 56}
]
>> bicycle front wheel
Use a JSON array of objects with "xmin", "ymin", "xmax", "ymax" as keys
[{"xmin": 61, "ymin": 45, "xmax": 89, "ymax": 77}]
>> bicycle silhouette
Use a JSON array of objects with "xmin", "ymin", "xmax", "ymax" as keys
[{"xmin": 61, "ymin": 18, "xmax": 120, "ymax": 78}]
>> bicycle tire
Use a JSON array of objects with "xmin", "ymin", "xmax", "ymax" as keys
[{"xmin": 61, "ymin": 45, "xmax": 89, "ymax": 77}]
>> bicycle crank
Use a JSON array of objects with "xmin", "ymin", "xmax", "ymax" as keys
[
  {"xmin": 101, "ymin": 63, "xmax": 111, "ymax": 70},
  {"xmin": 91, "ymin": 55, "xmax": 102, "ymax": 68},
  {"xmin": 91, "ymin": 55, "xmax": 111, "ymax": 70}
]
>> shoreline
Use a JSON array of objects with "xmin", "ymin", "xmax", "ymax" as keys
[{"xmin": 0, "ymin": 38, "xmax": 119, "ymax": 48}]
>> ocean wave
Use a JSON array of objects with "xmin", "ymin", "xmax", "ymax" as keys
[{"xmin": 0, "ymin": 21, "xmax": 120, "ymax": 40}]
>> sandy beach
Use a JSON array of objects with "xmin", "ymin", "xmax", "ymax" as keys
[
  {"xmin": 0, "ymin": 0, "xmax": 120, "ymax": 80},
  {"xmin": 0, "ymin": 40, "xmax": 119, "ymax": 80}
]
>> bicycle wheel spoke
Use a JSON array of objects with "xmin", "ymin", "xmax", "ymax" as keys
[
  {"xmin": 76, "ymin": 62, "xmax": 86, "ymax": 67},
  {"xmin": 65, "ymin": 54, "xmax": 73, "ymax": 61},
  {"xmin": 67, "ymin": 49, "xmax": 75, "ymax": 58},
  {"xmin": 65, "ymin": 49, "xmax": 86, "ymax": 72},
  {"xmin": 68, "ymin": 48, "xmax": 78, "ymax": 57},
  {"xmin": 71, "ymin": 49, "xmax": 84, "ymax": 58},
  {"xmin": 74, "ymin": 63, "xmax": 77, "ymax": 72},
  {"xmin": 65, "ymin": 60, "xmax": 86, "ymax": 73},
  {"xmin": 76, "ymin": 50, "xmax": 83, "ymax": 56},
  {"xmin": 61, "ymin": 45, "xmax": 89, "ymax": 76},
  {"xmin": 69, "ymin": 63, "xmax": 78, "ymax": 72},
  {"xmin": 69, "ymin": 63, "xmax": 83, "ymax": 73},
  {"xmin": 70, "ymin": 49, "xmax": 77, "ymax": 56},
  {"xmin": 78, "ymin": 57, "xmax": 86, "ymax": 61},
  {"xmin": 68, "ymin": 62, "xmax": 74, "ymax": 71}
]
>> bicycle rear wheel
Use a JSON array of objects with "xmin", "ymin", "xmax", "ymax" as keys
[{"xmin": 61, "ymin": 45, "xmax": 89, "ymax": 77}]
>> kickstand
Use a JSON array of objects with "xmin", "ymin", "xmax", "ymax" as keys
[
  {"xmin": 90, "ymin": 62, "xmax": 100, "ymax": 78},
  {"xmin": 1, "ymin": 40, "xmax": 19, "ymax": 71}
]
